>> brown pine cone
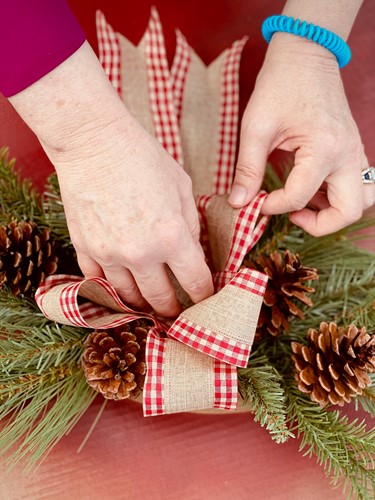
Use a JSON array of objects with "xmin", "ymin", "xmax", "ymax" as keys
[
  {"xmin": 82, "ymin": 321, "xmax": 151, "ymax": 400},
  {"xmin": 244, "ymin": 250, "xmax": 318, "ymax": 338},
  {"xmin": 292, "ymin": 322, "xmax": 375, "ymax": 407},
  {"xmin": 0, "ymin": 220, "xmax": 58, "ymax": 297}
]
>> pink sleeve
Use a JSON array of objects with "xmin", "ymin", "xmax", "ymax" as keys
[{"xmin": 0, "ymin": 0, "xmax": 86, "ymax": 97}]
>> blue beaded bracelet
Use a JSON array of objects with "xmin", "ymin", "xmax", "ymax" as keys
[{"xmin": 262, "ymin": 15, "xmax": 351, "ymax": 68}]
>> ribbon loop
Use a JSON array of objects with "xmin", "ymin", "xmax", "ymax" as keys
[
  {"xmin": 167, "ymin": 268, "xmax": 268, "ymax": 368},
  {"xmin": 35, "ymin": 274, "xmax": 158, "ymax": 330}
]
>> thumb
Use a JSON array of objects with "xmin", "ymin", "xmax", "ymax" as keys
[{"xmin": 228, "ymin": 122, "xmax": 273, "ymax": 207}]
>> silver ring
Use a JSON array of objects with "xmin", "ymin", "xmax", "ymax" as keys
[{"xmin": 362, "ymin": 167, "xmax": 375, "ymax": 184}]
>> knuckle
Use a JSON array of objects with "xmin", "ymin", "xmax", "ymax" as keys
[
  {"xmin": 92, "ymin": 246, "xmax": 113, "ymax": 267},
  {"xmin": 115, "ymin": 283, "xmax": 139, "ymax": 298},
  {"xmin": 185, "ymin": 273, "xmax": 212, "ymax": 296},
  {"xmin": 320, "ymin": 132, "xmax": 341, "ymax": 160},
  {"xmin": 158, "ymin": 220, "xmax": 186, "ymax": 249},
  {"xmin": 123, "ymin": 246, "xmax": 148, "ymax": 268},
  {"xmin": 345, "ymin": 206, "xmax": 363, "ymax": 224},
  {"xmin": 145, "ymin": 289, "xmax": 175, "ymax": 306},
  {"xmin": 235, "ymin": 161, "xmax": 259, "ymax": 182},
  {"xmin": 284, "ymin": 192, "xmax": 306, "ymax": 212}
]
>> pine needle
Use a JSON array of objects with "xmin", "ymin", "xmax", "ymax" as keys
[
  {"xmin": 238, "ymin": 354, "xmax": 294, "ymax": 443},
  {"xmin": 285, "ymin": 380, "xmax": 375, "ymax": 499}
]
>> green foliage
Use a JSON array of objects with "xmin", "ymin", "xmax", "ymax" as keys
[
  {"xmin": 238, "ymin": 355, "xmax": 294, "ymax": 443},
  {"xmin": 285, "ymin": 380, "xmax": 375, "ymax": 499},
  {"xmin": 0, "ymin": 148, "xmax": 43, "ymax": 225},
  {"xmin": 0, "ymin": 289, "xmax": 97, "ymax": 469}
]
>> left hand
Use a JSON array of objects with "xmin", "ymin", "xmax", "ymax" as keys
[{"xmin": 228, "ymin": 34, "xmax": 375, "ymax": 236}]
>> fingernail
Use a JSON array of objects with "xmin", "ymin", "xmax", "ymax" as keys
[{"xmin": 228, "ymin": 184, "xmax": 247, "ymax": 206}]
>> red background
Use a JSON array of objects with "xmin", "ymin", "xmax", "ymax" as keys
[{"xmin": 0, "ymin": 1, "xmax": 374, "ymax": 499}]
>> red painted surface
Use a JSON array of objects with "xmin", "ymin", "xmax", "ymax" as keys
[{"xmin": 0, "ymin": 1, "xmax": 374, "ymax": 498}]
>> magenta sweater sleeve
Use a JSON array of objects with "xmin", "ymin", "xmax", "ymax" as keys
[{"xmin": 0, "ymin": 0, "xmax": 86, "ymax": 97}]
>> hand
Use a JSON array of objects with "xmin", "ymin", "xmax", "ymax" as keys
[
  {"xmin": 7, "ymin": 42, "xmax": 213, "ymax": 316},
  {"xmin": 50, "ymin": 112, "xmax": 214, "ymax": 317},
  {"xmin": 228, "ymin": 34, "xmax": 375, "ymax": 236}
]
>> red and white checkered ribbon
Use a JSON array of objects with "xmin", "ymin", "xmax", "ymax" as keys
[
  {"xmin": 35, "ymin": 274, "xmax": 160, "ymax": 330},
  {"xmin": 96, "ymin": 10, "xmax": 122, "ymax": 96},
  {"xmin": 166, "ymin": 268, "xmax": 267, "ymax": 369},
  {"xmin": 170, "ymin": 30, "xmax": 191, "ymax": 125},
  {"xmin": 214, "ymin": 192, "xmax": 269, "ymax": 290},
  {"xmin": 144, "ymin": 8, "xmax": 184, "ymax": 165},
  {"xmin": 214, "ymin": 37, "xmax": 248, "ymax": 195},
  {"xmin": 197, "ymin": 191, "xmax": 269, "ymax": 288}
]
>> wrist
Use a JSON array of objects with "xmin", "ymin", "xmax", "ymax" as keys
[
  {"xmin": 281, "ymin": 0, "xmax": 363, "ymax": 41},
  {"xmin": 9, "ymin": 41, "xmax": 131, "ymax": 159},
  {"xmin": 266, "ymin": 32, "xmax": 338, "ymax": 71}
]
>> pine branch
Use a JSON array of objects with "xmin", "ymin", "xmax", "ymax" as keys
[
  {"xmin": 355, "ymin": 375, "xmax": 375, "ymax": 418},
  {"xmin": 285, "ymin": 379, "xmax": 375, "ymax": 499},
  {"xmin": 0, "ymin": 148, "xmax": 43, "ymax": 224},
  {"xmin": 0, "ymin": 372, "xmax": 97, "ymax": 470},
  {"xmin": 0, "ymin": 311, "xmax": 98, "ymax": 469},
  {"xmin": 238, "ymin": 354, "xmax": 294, "ymax": 443}
]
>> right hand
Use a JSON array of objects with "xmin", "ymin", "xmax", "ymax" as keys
[{"xmin": 49, "ymin": 112, "xmax": 214, "ymax": 317}]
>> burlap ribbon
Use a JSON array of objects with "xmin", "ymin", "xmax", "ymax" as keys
[{"xmin": 34, "ymin": 10, "xmax": 270, "ymax": 416}]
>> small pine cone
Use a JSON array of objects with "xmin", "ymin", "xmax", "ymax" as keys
[
  {"xmin": 245, "ymin": 250, "xmax": 318, "ymax": 338},
  {"xmin": 82, "ymin": 321, "xmax": 151, "ymax": 400},
  {"xmin": 0, "ymin": 220, "xmax": 58, "ymax": 297},
  {"xmin": 292, "ymin": 322, "xmax": 375, "ymax": 407}
]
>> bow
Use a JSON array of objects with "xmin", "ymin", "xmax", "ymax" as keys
[{"xmin": 35, "ymin": 193, "xmax": 268, "ymax": 416}]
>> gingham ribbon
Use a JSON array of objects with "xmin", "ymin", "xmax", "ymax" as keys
[
  {"xmin": 197, "ymin": 191, "xmax": 269, "ymax": 288},
  {"xmin": 34, "ymin": 270, "xmax": 242, "ymax": 415},
  {"xmin": 96, "ymin": 10, "xmax": 122, "ymax": 96},
  {"xmin": 144, "ymin": 8, "xmax": 184, "ymax": 165},
  {"xmin": 35, "ymin": 275, "xmax": 160, "ymax": 330}
]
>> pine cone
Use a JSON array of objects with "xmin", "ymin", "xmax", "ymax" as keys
[
  {"xmin": 292, "ymin": 322, "xmax": 375, "ymax": 407},
  {"xmin": 0, "ymin": 220, "xmax": 58, "ymax": 297},
  {"xmin": 244, "ymin": 250, "xmax": 318, "ymax": 338},
  {"xmin": 82, "ymin": 321, "xmax": 150, "ymax": 400}
]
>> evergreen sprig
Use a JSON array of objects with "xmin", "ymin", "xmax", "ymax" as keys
[
  {"xmin": 285, "ymin": 380, "xmax": 375, "ymax": 499},
  {"xmin": 0, "ymin": 147, "xmax": 43, "ymax": 225},
  {"xmin": 0, "ymin": 288, "xmax": 97, "ymax": 469},
  {"xmin": 0, "ymin": 331, "xmax": 97, "ymax": 469},
  {"xmin": 238, "ymin": 355, "xmax": 294, "ymax": 444}
]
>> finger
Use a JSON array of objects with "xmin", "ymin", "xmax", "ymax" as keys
[
  {"xmin": 228, "ymin": 119, "xmax": 274, "ymax": 208},
  {"xmin": 103, "ymin": 267, "xmax": 148, "ymax": 310},
  {"xmin": 360, "ymin": 154, "xmax": 375, "ymax": 209},
  {"xmin": 169, "ymin": 238, "xmax": 214, "ymax": 304},
  {"xmin": 363, "ymin": 183, "xmax": 375, "ymax": 210},
  {"xmin": 307, "ymin": 189, "xmax": 330, "ymax": 211},
  {"xmin": 179, "ymin": 183, "xmax": 201, "ymax": 244},
  {"xmin": 132, "ymin": 264, "xmax": 182, "ymax": 318},
  {"xmin": 261, "ymin": 159, "xmax": 327, "ymax": 215},
  {"xmin": 289, "ymin": 170, "xmax": 363, "ymax": 236},
  {"xmin": 78, "ymin": 255, "xmax": 104, "ymax": 278}
]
